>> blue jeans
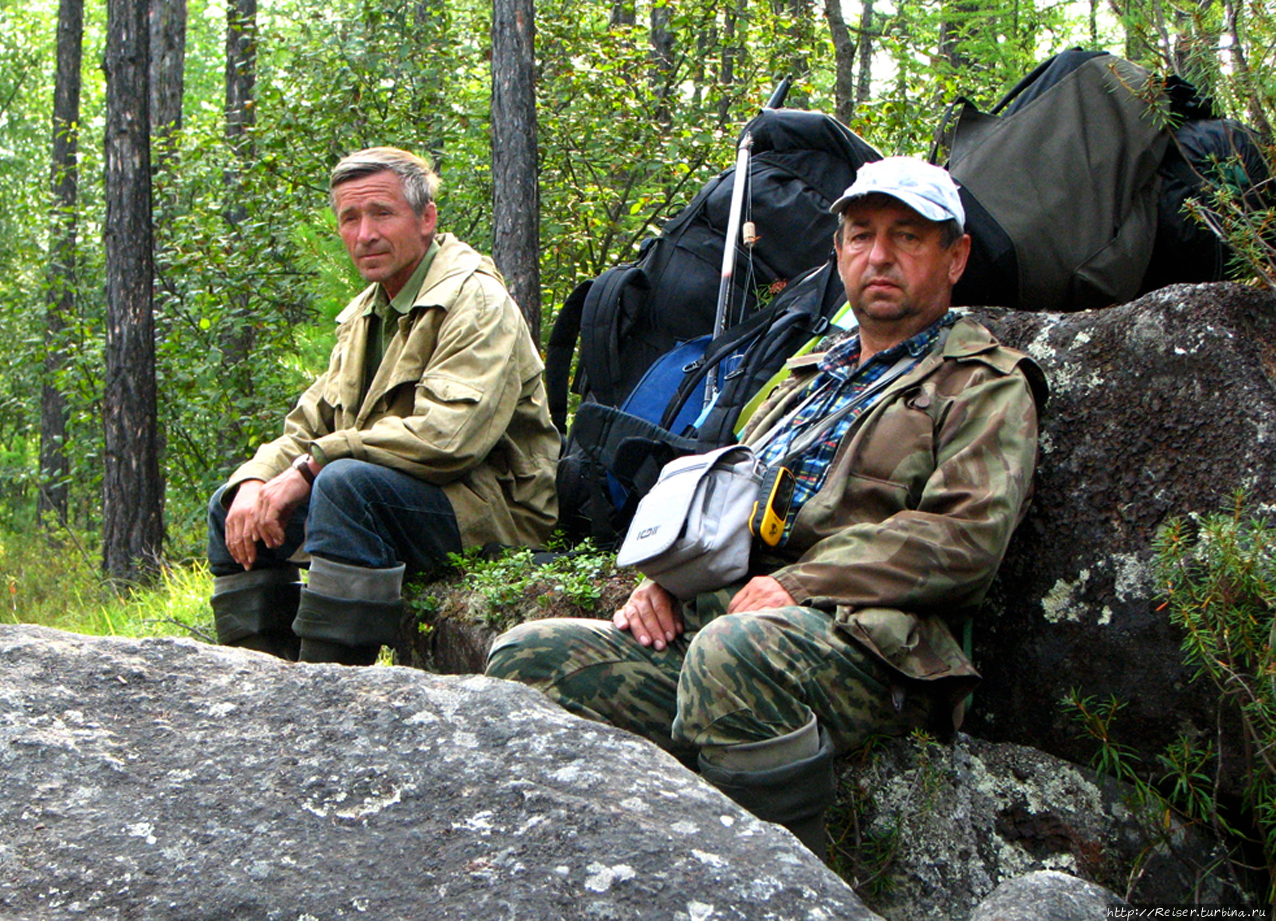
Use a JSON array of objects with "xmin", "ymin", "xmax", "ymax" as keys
[{"xmin": 207, "ymin": 458, "xmax": 463, "ymax": 576}]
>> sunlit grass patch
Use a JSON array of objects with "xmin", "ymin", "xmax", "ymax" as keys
[{"xmin": 0, "ymin": 526, "xmax": 213, "ymax": 642}]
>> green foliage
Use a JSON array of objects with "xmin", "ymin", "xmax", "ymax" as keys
[
  {"xmin": 0, "ymin": 523, "xmax": 214, "ymax": 640},
  {"xmin": 1154, "ymin": 496, "xmax": 1276, "ymax": 892},
  {"xmin": 1061, "ymin": 687, "xmax": 1252, "ymax": 901},
  {"xmin": 439, "ymin": 539, "xmax": 626, "ymax": 632},
  {"xmin": 1061, "ymin": 690, "xmax": 1144, "ymax": 786}
]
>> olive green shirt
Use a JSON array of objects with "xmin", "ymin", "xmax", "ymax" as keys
[{"xmin": 363, "ymin": 241, "xmax": 440, "ymax": 394}]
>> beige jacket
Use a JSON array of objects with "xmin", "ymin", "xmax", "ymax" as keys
[{"xmin": 227, "ymin": 233, "xmax": 560, "ymax": 549}]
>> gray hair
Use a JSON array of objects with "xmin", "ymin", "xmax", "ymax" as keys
[{"xmin": 329, "ymin": 147, "xmax": 440, "ymax": 215}]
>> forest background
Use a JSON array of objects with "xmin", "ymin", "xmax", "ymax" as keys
[{"xmin": 0, "ymin": 0, "xmax": 1271, "ymax": 627}]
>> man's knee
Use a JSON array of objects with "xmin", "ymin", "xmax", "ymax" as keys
[
  {"xmin": 486, "ymin": 619, "xmax": 592, "ymax": 685},
  {"xmin": 675, "ymin": 610, "xmax": 816, "ymax": 747},
  {"xmin": 207, "ymin": 485, "xmax": 231, "ymax": 533},
  {"xmin": 309, "ymin": 457, "xmax": 369, "ymax": 505},
  {"xmin": 682, "ymin": 612, "xmax": 771, "ymax": 683}
]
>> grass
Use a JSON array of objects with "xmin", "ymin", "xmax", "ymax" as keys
[{"xmin": 0, "ymin": 525, "xmax": 215, "ymax": 643}]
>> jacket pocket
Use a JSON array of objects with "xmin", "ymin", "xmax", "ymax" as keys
[{"xmin": 415, "ymin": 374, "xmax": 485, "ymax": 452}]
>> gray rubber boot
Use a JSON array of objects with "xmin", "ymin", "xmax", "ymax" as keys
[
  {"xmin": 211, "ymin": 567, "xmax": 303, "ymax": 660},
  {"xmin": 293, "ymin": 556, "xmax": 405, "ymax": 666},
  {"xmin": 698, "ymin": 716, "xmax": 836, "ymax": 860}
]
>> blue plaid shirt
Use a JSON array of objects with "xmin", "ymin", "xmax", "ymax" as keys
[{"xmin": 754, "ymin": 312, "xmax": 956, "ymax": 545}]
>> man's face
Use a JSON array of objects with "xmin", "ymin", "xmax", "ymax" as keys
[
  {"xmin": 333, "ymin": 171, "xmax": 437, "ymax": 299},
  {"xmin": 834, "ymin": 195, "xmax": 970, "ymax": 337}
]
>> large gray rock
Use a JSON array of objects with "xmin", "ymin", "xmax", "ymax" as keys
[
  {"xmin": 833, "ymin": 734, "xmax": 1238, "ymax": 920},
  {"xmin": 0, "ymin": 624, "xmax": 879, "ymax": 921},
  {"xmin": 967, "ymin": 871, "xmax": 1126, "ymax": 921},
  {"xmin": 970, "ymin": 283, "xmax": 1276, "ymax": 786}
]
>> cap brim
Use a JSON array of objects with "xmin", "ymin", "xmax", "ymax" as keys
[{"xmin": 829, "ymin": 189, "xmax": 962, "ymax": 230}]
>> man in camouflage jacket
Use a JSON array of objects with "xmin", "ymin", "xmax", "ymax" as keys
[
  {"xmin": 208, "ymin": 148, "xmax": 558, "ymax": 666},
  {"xmin": 487, "ymin": 158, "xmax": 1045, "ymax": 856}
]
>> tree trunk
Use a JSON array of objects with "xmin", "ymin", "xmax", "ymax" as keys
[
  {"xmin": 939, "ymin": 0, "xmax": 975, "ymax": 73},
  {"xmin": 824, "ymin": 0, "xmax": 856, "ymax": 125},
  {"xmin": 1222, "ymin": 0, "xmax": 1272, "ymax": 139},
  {"xmin": 717, "ymin": 0, "xmax": 741, "ymax": 126},
  {"xmin": 650, "ymin": 0, "xmax": 675, "ymax": 127},
  {"xmin": 149, "ymin": 0, "xmax": 186, "ymax": 154},
  {"xmin": 610, "ymin": 0, "xmax": 635, "ymax": 28},
  {"xmin": 225, "ymin": 0, "xmax": 256, "ymax": 208},
  {"xmin": 40, "ymin": 0, "xmax": 84, "ymax": 526},
  {"xmin": 219, "ymin": 0, "xmax": 257, "ymax": 457},
  {"xmin": 103, "ymin": 0, "xmax": 163, "ymax": 586},
  {"xmin": 776, "ymin": 0, "xmax": 813, "ymax": 109},
  {"xmin": 855, "ymin": 0, "xmax": 874, "ymax": 108},
  {"xmin": 491, "ymin": 0, "xmax": 542, "ymax": 341}
]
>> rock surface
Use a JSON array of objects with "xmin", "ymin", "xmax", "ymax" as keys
[
  {"xmin": 967, "ymin": 870, "xmax": 1127, "ymax": 921},
  {"xmin": 0, "ymin": 624, "xmax": 880, "ymax": 921},
  {"xmin": 970, "ymin": 283, "xmax": 1276, "ymax": 788},
  {"xmin": 831, "ymin": 733, "xmax": 1240, "ymax": 919}
]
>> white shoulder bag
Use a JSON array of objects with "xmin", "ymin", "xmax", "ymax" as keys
[{"xmin": 616, "ymin": 444, "xmax": 763, "ymax": 599}]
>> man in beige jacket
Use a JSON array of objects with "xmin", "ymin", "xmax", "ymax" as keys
[{"xmin": 208, "ymin": 147, "xmax": 559, "ymax": 665}]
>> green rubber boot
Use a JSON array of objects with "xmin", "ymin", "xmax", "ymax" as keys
[{"xmin": 698, "ymin": 717, "xmax": 836, "ymax": 860}]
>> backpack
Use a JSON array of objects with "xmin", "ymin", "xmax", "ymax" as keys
[
  {"xmin": 935, "ymin": 49, "xmax": 1269, "ymax": 312},
  {"xmin": 555, "ymin": 257, "xmax": 853, "ymax": 546},
  {"xmin": 1142, "ymin": 115, "xmax": 1271, "ymax": 293},
  {"xmin": 934, "ymin": 50, "xmax": 1170, "ymax": 312},
  {"xmin": 545, "ymin": 106, "xmax": 880, "ymax": 432}
]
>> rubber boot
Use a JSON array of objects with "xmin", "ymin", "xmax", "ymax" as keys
[
  {"xmin": 211, "ymin": 567, "xmax": 303, "ymax": 661},
  {"xmin": 293, "ymin": 556, "xmax": 405, "ymax": 666},
  {"xmin": 698, "ymin": 716, "xmax": 836, "ymax": 860}
]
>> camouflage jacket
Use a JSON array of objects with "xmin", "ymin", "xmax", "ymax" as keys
[
  {"xmin": 226, "ymin": 233, "xmax": 560, "ymax": 550},
  {"xmin": 740, "ymin": 316, "xmax": 1046, "ymax": 705}
]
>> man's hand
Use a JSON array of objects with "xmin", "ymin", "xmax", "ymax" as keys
[
  {"xmin": 224, "ymin": 480, "xmax": 266, "ymax": 569},
  {"xmin": 614, "ymin": 580, "xmax": 682, "ymax": 651},
  {"xmin": 223, "ymin": 467, "xmax": 312, "ymax": 569},
  {"xmin": 726, "ymin": 575, "xmax": 795, "ymax": 614}
]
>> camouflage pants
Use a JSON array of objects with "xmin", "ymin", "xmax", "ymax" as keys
[{"xmin": 485, "ymin": 591, "xmax": 933, "ymax": 761}]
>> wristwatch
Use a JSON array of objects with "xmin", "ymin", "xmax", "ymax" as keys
[{"xmin": 291, "ymin": 453, "xmax": 316, "ymax": 485}]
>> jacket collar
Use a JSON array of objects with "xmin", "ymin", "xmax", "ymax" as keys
[
  {"xmin": 335, "ymin": 234, "xmax": 494, "ymax": 325},
  {"xmin": 784, "ymin": 315, "xmax": 1047, "ymax": 407}
]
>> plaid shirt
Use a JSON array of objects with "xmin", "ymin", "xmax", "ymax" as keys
[{"xmin": 754, "ymin": 312, "xmax": 956, "ymax": 545}]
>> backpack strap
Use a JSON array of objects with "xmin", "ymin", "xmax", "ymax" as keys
[
  {"xmin": 545, "ymin": 278, "xmax": 592, "ymax": 433},
  {"xmin": 569, "ymin": 401, "xmax": 702, "ymax": 545}
]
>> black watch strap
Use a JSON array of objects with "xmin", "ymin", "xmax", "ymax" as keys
[{"xmin": 292, "ymin": 454, "xmax": 316, "ymax": 485}]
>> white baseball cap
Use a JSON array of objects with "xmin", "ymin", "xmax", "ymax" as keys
[{"xmin": 829, "ymin": 157, "xmax": 965, "ymax": 231}]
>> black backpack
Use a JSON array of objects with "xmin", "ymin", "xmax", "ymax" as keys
[
  {"xmin": 1142, "ymin": 115, "xmax": 1271, "ymax": 293},
  {"xmin": 548, "ymin": 105, "xmax": 878, "ymax": 545},
  {"xmin": 545, "ymin": 106, "xmax": 880, "ymax": 432}
]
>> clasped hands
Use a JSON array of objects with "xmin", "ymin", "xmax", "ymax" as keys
[
  {"xmin": 223, "ymin": 466, "xmax": 312, "ymax": 570},
  {"xmin": 613, "ymin": 575, "xmax": 795, "ymax": 651}
]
